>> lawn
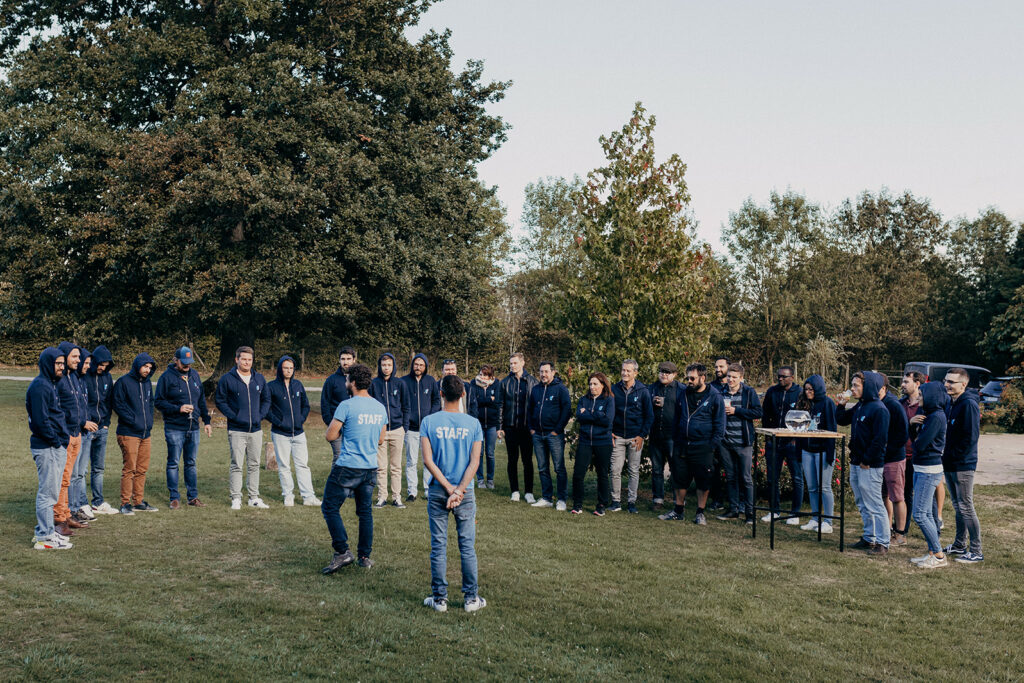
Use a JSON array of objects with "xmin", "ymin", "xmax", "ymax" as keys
[{"xmin": 1, "ymin": 380, "xmax": 1022, "ymax": 681}]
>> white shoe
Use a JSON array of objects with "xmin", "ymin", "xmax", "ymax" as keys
[
  {"xmin": 800, "ymin": 520, "xmax": 819, "ymax": 531},
  {"xmin": 92, "ymin": 502, "xmax": 118, "ymax": 515},
  {"xmin": 555, "ymin": 500, "xmax": 567, "ymax": 512},
  {"xmin": 524, "ymin": 493, "xmax": 536, "ymax": 504},
  {"xmin": 54, "ymin": 531, "xmax": 70, "ymax": 543},
  {"xmin": 819, "ymin": 522, "xmax": 833, "ymax": 534},
  {"xmin": 464, "ymin": 596, "xmax": 487, "ymax": 613},
  {"xmin": 230, "ymin": 498, "xmax": 242, "ymax": 510},
  {"xmin": 786, "ymin": 516, "xmax": 802, "ymax": 525},
  {"xmin": 910, "ymin": 553, "xmax": 932, "ymax": 564},
  {"xmin": 917, "ymin": 555, "xmax": 949, "ymax": 569},
  {"xmin": 34, "ymin": 536, "xmax": 72, "ymax": 550},
  {"xmin": 531, "ymin": 498, "xmax": 553, "ymax": 508},
  {"xmin": 283, "ymin": 496, "xmax": 295, "ymax": 507},
  {"xmin": 77, "ymin": 506, "xmax": 97, "ymax": 520},
  {"xmin": 303, "ymin": 497, "xmax": 322, "ymax": 506},
  {"xmin": 248, "ymin": 497, "xmax": 270, "ymax": 509},
  {"xmin": 510, "ymin": 491, "xmax": 521, "ymax": 502},
  {"xmin": 760, "ymin": 512, "xmax": 781, "ymax": 522},
  {"xmin": 423, "ymin": 596, "xmax": 447, "ymax": 613}
]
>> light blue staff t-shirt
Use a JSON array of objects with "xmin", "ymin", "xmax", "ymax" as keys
[
  {"xmin": 420, "ymin": 410, "xmax": 483, "ymax": 492},
  {"xmin": 332, "ymin": 396, "xmax": 387, "ymax": 469}
]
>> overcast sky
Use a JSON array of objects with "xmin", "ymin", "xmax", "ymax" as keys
[{"xmin": 411, "ymin": 0, "xmax": 1024, "ymax": 250}]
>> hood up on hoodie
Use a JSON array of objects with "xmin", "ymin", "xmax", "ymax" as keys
[
  {"xmin": 276, "ymin": 354, "xmax": 296, "ymax": 381},
  {"xmin": 377, "ymin": 352, "xmax": 398, "ymax": 380},
  {"xmin": 805, "ymin": 374, "xmax": 828, "ymax": 405},
  {"xmin": 920, "ymin": 381, "xmax": 946, "ymax": 415},
  {"xmin": 405, "ymin": 352, "xmax": 430, "ymax": 379},
  {"xmin": 860, "ymin": 371, "xmax": 883, "ymax": 402},
  {"xmin": 57, "ymin": 341, "xmax": 81, "ymax": 373},
  {"xmin": 129, "ymin": 352, "xmax": 156, "ymax": 380},
  {"xmin": 89, "ymin": 345, "xmax": 113, "ymax": 375},
  {"xmin": 39, "ymin": 347, "xmax": 64, "ymax": 383},
  {"xmin": 77, "ymin": 347, "xmax": 91, "ymax": 377}
]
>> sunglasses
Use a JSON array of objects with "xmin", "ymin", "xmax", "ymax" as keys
[
  {"xmin": 943, "ymin": 379, "xmax": 964, "ymax": 385},
  {"xmin": 778, "ymin": 375, "xmax": 792, "ymax": 379}
]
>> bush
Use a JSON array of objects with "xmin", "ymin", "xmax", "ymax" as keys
[{"xmin": 990, "ymin": 368, "xmax": 1024, "ymax": 433}]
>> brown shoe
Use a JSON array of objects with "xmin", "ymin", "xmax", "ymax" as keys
[
  {"xmin": 55, "ymin": 522, "xmax": 75, "ymax": 537},
  {"xmin": 169, "ymin": 499, "xmax": 181, "ymax": 510},
  {"xmin": 892, "ymin": 533, "xmax": 907, "ymax": 546},
  {"xmin": 867, "ymin": 543, "xmax": 889, "ymax": 557},
  {"xmin": 67, "ymin": 517, "xmax": 87, "ymax": 529},
  {"xmin": 187, "ymin": 498, "xmax": 206, "ymax": 507}
]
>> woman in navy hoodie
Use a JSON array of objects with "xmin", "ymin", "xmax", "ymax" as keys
[
  {"xmin": 796, "ymin": 374, "xmax": 837, "ymax": 533},
  {"xmin": 909, "ymin": 382, "xmax": 948, "ymax": 568},
  {"xmin": 267, "ymin": 355, "xmax": 316, "ymax": 507},
  {"xmin": 571, "ymin": 373, "xmax": 615, "ymax": 515}
]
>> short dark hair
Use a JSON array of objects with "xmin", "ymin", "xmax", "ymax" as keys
[
  {"xmin": 947, "ymin": 367, "xmax": 970, "ymax": 383},
  {"xmin": 441, "ymin": 374, "xmax": 465, "ymax": 401},
  {"xmin": 904, "ymin": 371, "xmax": 926, "ymax": 385},
  {"xmin": 510, "ymin": 352, "xmax": 524, "ymax": 362},
  {"xmin": 539, "ymin": 361, "xmax": 554, "ymax": 371},
  {"xmin": 778, "ymin": 365, "xmax": 794, "ymax": 377},
  {"xmin": 442, "ymin": 359, "xmax": 457, "ymax": 367},
  {"xmin": 714, "ymin": 355, "xmax": 730, "ymax": 364},
  {"xmin": 685, "ymin": 363, "xmax": 706, "ymax": 377},
  {"xmin": 479, "ymin": 364, "xmax": 494, "ymax": 378},
  {"xmin": 727, "ymin": 363, "xmax": 744, "ymax": 376},
  {"xmin": 235, "ymin": 346, "xmax": 254, "ymax": 359},
  {"xmin": 339, "ymin": 346, "xmax": 356, "ymax": 358},
  {"xmin": 587, "ymin": 372, "xmax": 612, "ymax": 397},
  {"xmin": 853, "ymin": 371, "xmax": 865, "ymax": 382},
  {"xmin": 348, "ymin": 363, "xmax": 373, "ymax": 390}
]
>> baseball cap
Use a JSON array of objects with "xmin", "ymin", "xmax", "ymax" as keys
[{"xmin": 175, "ymin": 346, "xmax": 195, "ymax": 365}]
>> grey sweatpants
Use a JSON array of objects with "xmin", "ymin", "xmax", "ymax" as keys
[{"xmin": 228, "ymin": 430, "xmax": 263, "ymax": 500}]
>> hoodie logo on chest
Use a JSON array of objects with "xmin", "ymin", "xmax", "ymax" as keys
[
  {"xmin": 393, "ymin": 389, "xmax": 398, "ymax": 396},
  {"xmin": 295, "ymin": 390, "xmax": 301, "ymax": 397},
  {"xmin": 548, "ymin": 396, "xmax": 555, "ymax": 401},
  {"xmin": 424, "ymin": 388, "xmax": 429, "ymax": 394}
]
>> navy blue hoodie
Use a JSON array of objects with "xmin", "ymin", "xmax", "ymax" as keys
[
  {"xmin": 215, "ymin": 365, "xmax": 270, "ymax": 433},
  {"xmin": 471, "ymin": 377, "xmax": 503, "ymax": 430},
  {"xmin": 401, "ymin": 353, "xmax": 441, "ymax": 431},
  {"xmin": 611, "ymin": 380, "xmax": 654, "ymax": 439},
  {"xmin": 575, "ymin": 393, "xmax": 614, "ymax": 445},
  {"xmin": 881, "ymin": 387, "xmax": 910, "ymax": 464},
  {"xmin": 943, "ymin": 387, "xmax": 980, "ymax": 472},
  {"xmin": 320, "ymin": 366, "xmax": 350, "ymax": 426},
  {"xmin": 762, "ymin": 381, "xmax": 803, "ymax": 429},
  {"xmin": 913, "ymin": 382, "xmax": 947, "ymax": 468},
  {"xmin": 369, "ymin": 352, "xmax": 409, "ymax": 431},
  {"xmin": 113, "ymin": 352, "xmax": 156, "ymax": 438},
  {"xmin": 721, "ymin": 381, "xmax": 764, "ymax": 448},
  {"xmin": 56, "ymin": 342, "xmax": 87, "ymax": 437},
  {"xmin": 799, "ymin": 375, "xmax": 836, "ymax": 459},
  {"xmin": 155, "ymin": 361, "xmax": 211, "ymax": 431},
  {"xmin": 837, "ymin": 371, "xmax": 889, "ymax": 467},
  {"xmin": 674, "ymin": 384, "xmax": 726, "ymax": 451},
  {"xmin": 267, "ymin": 355, "xmax": 311, "ymax": 436},
  {"xmin": 527, "ymin": 375, "xmax": 571, "ymax": 434},
  {"xmin": 26, "ymin": 347, "xmax": 72, "ymax": 450},
  {"xmin": 85, "ymin": 345, "xmax": 115, "ymax": 428}
]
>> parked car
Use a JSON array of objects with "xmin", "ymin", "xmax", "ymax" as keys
[
  {"xmin": 902, "ymin": 362, "xmax": 991, "ymax": 389},
  {"xmin": 979, "ymin": 377, "xmax": 1020, "ymax": 405}
]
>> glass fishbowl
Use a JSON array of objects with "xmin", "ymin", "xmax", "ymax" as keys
[{"xmin": 784, "ymin": 410, "xmax": 812, "ymax": 432}]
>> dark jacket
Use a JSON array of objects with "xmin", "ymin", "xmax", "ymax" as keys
[
  {"xmin": 113, "ymin": 353, "xmax": 157, "ymax": 438},
  {"xmin": 799, "ymin": 375, "xmax": 836, "ymax": 458},
  {"xmin": 471, "ymin": 378, "xmax": 502, "ymax": 430},
  {"xmin": 214, "ymin": 366, "xmax": 270, "ymax": 433},
  {"xmin": 721, "ymin": 382, "xmax": 764, "ymax": 448},
  {"xmin": 611, "ymin": 380, "xmax": 654, "ymax": 439},
  {"xmin": 56, "ymin": 342, "xmax": 87, "ymax": 437},
  {"xmin": 320, "ymin": 367, "xmax": 350, "ymax": 426},
  {"xmin": 85, "ymin": 345, "xmax": 114, "ymax": 428},
  {"xmin": 527, "ymin": 376, "xmax": 571, "ymax": 434},
  {"xmin": 762, "ymin": 382, "xmax": 802, "ymax": 429},
  {"xmin": 460, "ymin": 379, "xmax": 479, "ymax": 420},
  {"xmin": 266, "ymin": 355, "xmax": 310, "ymax": 436},
  {"xmin": 369, "ymin": 352, "xmax": 409, "ymax": 431},
  {"xmin": 943, "ymin": 388, "xmax": 980, "ymax": 472},
  {"xmin": 648, "ymin": 379, "xmax": 681, "ymax": 439},
  {"xmin": 401, "ymin": 353, "xmax": 441, "ymax": 432},
  {"xmin": 26, "ymin": 347, "xmax": 71, "ymax": 450},
  {"xmin": 913, "ymin": 382, "xmax": 947, "ymax": 468},
  {"xmin": 837, "ymin": 371, "xmax": 889, "ymax": 467},
  {"xmin": 881, "ymin": 391, "xmax": 910, "ymax": 464},
  {"xmin": 155, "ymin": 362, "xmax": 211, "ymax": 431},
  {"xmin": 576, "ymin": 393, "xmax": 614, "ymax": 445},
  {"xmin": 499, "ymin": 371, "xmax": 538, "ymax": 429},
  {"xmin": 674, "ymin": 384, "xmax": 726, "ymax": 451},
  {"xmin": 709, "ymin": 377, "xmax": 729, "ymax": 394}
]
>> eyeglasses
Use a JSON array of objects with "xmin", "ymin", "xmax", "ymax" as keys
[
  {"xmin": 778, "ymin": 375, "xmax": 791, "ymax": 379},
  {"xmin": 943, "ymin": 379, "xmax": 963, "ymax": 385}
]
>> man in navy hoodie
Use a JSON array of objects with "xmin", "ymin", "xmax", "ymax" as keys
[
  {"xmin": 26, "ymin": 347, "xmax": 73, "ymax": 549},
  {"xmin": 879, "ymin": 377, "xmax": 910, "ymax": 546},
  {"xmin": 609, "ymin": 359, "xmax": 654, "ymax": 514},
  {"xmin": 268, "ymin": 355, "xmax": 317, "ymax": 507},
  {"xmin": 401, "ymin": 352, "xmax": 441, "ymax": 502},
  {"xmin": 441, "ymin": 360, "xmax": 478, "ymax": 418},
  {"xmin": 716, "ymin": 364, "xmax": 763, "ymax": 523},
  {"xmin": 155, "ymin": 346, "xmax": 213, "ymax": 509},
  {"xmin": 215, "ymin": 346, "xmax": 271, "ymax": 510},
  {"xmin": 81, "ymin": 345, "xmax": 117, "ymax": 515},
  {"xmin": 68, "ymin": 347, "xmax": 100, "ymax": 522},
  {"xmin": 647, "ymin": 362, "xmax": 681, "ymax": 510},
  {"xmin": 321, "ymin": 346, "xmax": 355, "ymax": 459},
  {"xmin": 527, "ymin": 361, "xmax": 571, "ymax": 510},
  {"xmin": 760, "ymin": 365, "xmax": 803, "ymax": 523},
  {"xmin": 369, "ymin": 352, "xmax": 409, "ymax": 508},
  {"xmin": 837, "ymin": 371, "xmax": 891, "ymax": 555},
  {"xmin": 55, "ymin": 343, "xmax": 92, "ymax": 530},
  {"xmin": 941, "ymin": 368, "xmax": 983, "ymax": 563},
  {"xmin": 113, "ymin": 352, "xmax": 158, "ymax": 515}
]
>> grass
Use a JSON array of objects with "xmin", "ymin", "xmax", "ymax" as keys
[{"xmin": 1, "ymin": 380, "xmax": 1023, "ymax": 681}]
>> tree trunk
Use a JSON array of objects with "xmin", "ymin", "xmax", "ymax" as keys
[{"xmin": 204, "ymin": 327, "xmax": 256, "ymax": 395}]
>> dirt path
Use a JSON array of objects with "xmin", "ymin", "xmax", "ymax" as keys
[{"xmin": 977, "ymin": 434, "xmax": 1024, "ymax": 485}]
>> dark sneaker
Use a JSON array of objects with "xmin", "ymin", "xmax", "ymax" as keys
[
  {"xmin": 745, "ymin": 515, "xmax": 755, "ymax": 525},
  {"xmin": 867, "ymin": 543, "xmax": 889, "ymax": 557},
  {"xmin": 955, "ymin": 552, "xmax": 984, "ymax": 564},
  {"xmin": 694, "ymin": 512, "xmax": 707, "ymax": 526},
  {"xmin": 592, "ymin": 507, "xmax": 605, "ymax": 517},
  {"xmin": 943, "ymin": 543, "xmax": 968, "ymax": 555},
  {"xmin": 850, "ymin": 538, "xmax": 872, "ymax": 550},
  {"xmin": 627, "ymin": 503, "xmax": 639, "ymax": 514},
  {"xmin": 658, "ymin": 510, "xmax": 684, "ymax": 521},
  {"xmin": 322, "ymin": 550, "xmax": 355, "ymax": 574},
  {"xmin": 119, "ymin": 504, "xmax": 135, "ymax": 516},
  {"xmin": 406, "ymin": 494, "xmax": 416, "ymax": 503},
  {"xmin": 357, "ymin": 556, "xmax": 374, "ymax": 568},
  {"xmin": 392, "ymin": 500, "xmax": 406, "ymax": 509},
  {"xmin": 374, "ymin": 499, "xmax": 387, "ymax": 509},
  {"xmin": 134, "ymin": 501, "xmax": 158, "ymax": 512},
  {"xmin": 570, "ymin": 507, "xmax": 583, "ymax": 514},
  {"xmin": 188, "ymin": 498, "xmax": 206, "ymax": 507},
  {"xmin": 708, "ymin": 501, "xmax": 725, "ymax": 512},
  {"xmin": 607, "ymin": 502, "xmax": 622, "ymax": 513},
  {"xmin": 717, "ymin": 511, "xmax": 741, "ymax": 521}
]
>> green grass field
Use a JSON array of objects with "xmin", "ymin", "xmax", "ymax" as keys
[{"xmin": 1, "ymin": 380, "xmax": 1022, "ymax": 681}]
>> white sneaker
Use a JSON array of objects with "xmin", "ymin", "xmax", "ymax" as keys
[
  {"xmin": 524, "ymin": 493, "xmax": 536, "ymax": 504},
  {"xmin": 531, "ymin": 498, "xmax": 553, "ymax": 508},
  {"xmin": 54, "ymin": 531, "xmax": 70, "ymax": 543},
  {"xmin": 510, "ymin": 491, "xmax": 521, "ymax": 502},
  {"xmin": 910, "ymin": 553, "xmax": 931, "ymax": 564},
  {"xmin": 77, "ymin": 506, "xmax": 97, "ymax": 520},
  {"xmin": 230, "ymin": 498, "xmax": 242, "ymax": 510},
  {"xmin": 800, "ymin": 519, "xmax": 819, "ymax": 531},
  {"xmin": 917, "ymin": 554, "xmax": 949, "ymax": 569},
  {"xmin": 303, "ymin": 497, "xmax": 322, "ymax": 506},
  {"xmin": 760, "ymin": 512, "xmax": 781, "ymax": 522},
  {"xmin": 423, "ymin": 596, "xmax": 447, "ymax": 613},
  {"xmin": 555, "ymin": 500, "xmax": 567, "ymax": 511},
  {"xmin": 283, "ymin": 495, "xmax": 295, "ymax": 507},
  {"xmin": 92, "ymin": 502, "xmax": 118, "ymax": 515},
  {"xmin": 248, "ymin": 497, "xmax": 270, "ymax": 509},
  {"xmin": 819, "ymin": 522, "xmax": 833, "ymax": 534},
  {"xmin": 464, "ymin": 596, "xmax": 487, "ymax": 613},
  {"xmin": 786, "ymin": 516, "xmax": 802, "ymax": 525},
  {"xmin": 34, "ymin": 536, "xmax": 72, "ymax": 550}
]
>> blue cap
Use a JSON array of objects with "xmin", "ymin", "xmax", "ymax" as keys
[{"xmin": 175, "ymin": 346, "xmax": 195, "ymax": 365}]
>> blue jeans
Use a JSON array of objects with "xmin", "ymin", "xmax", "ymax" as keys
[
  {"xmin": 477, "ymin": 427, "xmax": 497, "ymax": 484},
  {"xmin": 767, "ymin": 442, "xmax": 803, "ymax": 513},
  {"xmin": 428, "ymin": 489, "xmax": 478, "ymax": 600},
  {"xmin": 32, "ymin": 446, "xmax": 64, "ymax": 539},
  {"xmin": 321, "ymin": 465, "xmax": 376, "ymax": 558},
  {"xmin": 851, "ymin": 465, "xmax": 890, "ymax": 546},
  {"xmin": 88, "ymin": 427, "xmax": 109, "ymax": 506},
  {"xmin": 801, "ymin": 450, "xmax": 834, "ymax": 523},
  {"xmin": 70, "ymin": 430, "xmax": 95, "ymax": 511},
  {"xmin": 945, "ymin": 470, "xmax": 982, "ymax": 554},
  {"xmin": 532, "ymin": 432, "xmax": 567, "ymax": 502},
  {"xmin": 912, "ymin": 470, "xmax": 944, "ymax": 553},
  {"xmin": 165, "ymin": 428, "xmax": 200, "ymax": 502}
]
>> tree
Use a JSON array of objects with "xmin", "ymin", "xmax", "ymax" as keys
[{"xmin": 0, "ymin": 0, "xmax": 509, "ymax": 370}]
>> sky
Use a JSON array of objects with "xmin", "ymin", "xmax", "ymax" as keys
[{"xmin": 410, "ymin": 0, "xmax": 1024, "ymax": 250}]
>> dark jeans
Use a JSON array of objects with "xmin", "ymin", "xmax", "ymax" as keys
[
  {"xmin": 321, "ymin": 465, "xmax": 376, "ymax": 558},
  {"xmin": 945, "ymin": 470, "xmax": 982, "ymax": 554},
  {"xmin": 165, "ymin": 428, "xmax": 200, "ymax": 501},
  {"xmin": 477, "ymin": 426, "xmax": 497, "ymax": 484},
  {"xmin": 89, "ymin": 427, "xmax": 109, "ymax": 506},
  {"xmin": 504, "ymin": 426, "xmax": 534, "ymax": 495},
  {"xmin": 710, "ymin": 445, "xmax": 726, "ymax": 505},
  {"xmin": 903, "ymin": 458, "xmax": 939, "ymax": 534},
  {"xmin": 721, "ymin": 442, "xmax": 754, "ymax": 515},
  {"xmin": 572, "ymin": 441, "xmax": 612, "ymax": 509},
  {"xmin": 647, "ymin": 434, "xmax": 672, "ymax": 501},
  {"xmin": 767, "ymin": 441, "xmax": 803, "ymax": 513},
  {"xmin": 533, "ymin": 432, "xmax": 567, "ymax": 502}
]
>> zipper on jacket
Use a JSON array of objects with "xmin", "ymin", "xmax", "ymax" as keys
[
  {"xmin": 246, "ymin": 372, "xmax": 252, "ymax": 431},
  {"xmin": 138, "ymin": 377, "xmax": 146, "ymax": 432},
  {"xmin": 287, "ymin": 380, "xmax": 296, "ymax": 437},
  {"xmin": 417, "ymin": 377, "xmax": 422, "ymax": 426},
  {"xmin": 539, "ymin": 384, "xmax": 548, "ymax": 429},
  {"xmin": 384, "ymin": 378, "xmax": 392, "ymax": 429},
  {"xmin": 184, "ymin": 372, "xmax": 194, "ymax": 429}
]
